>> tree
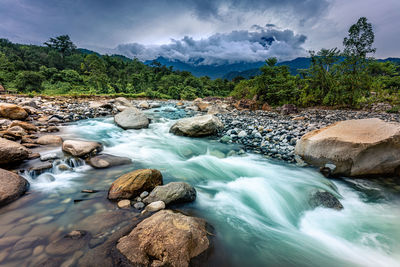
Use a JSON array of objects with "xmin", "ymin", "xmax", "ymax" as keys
[
  {"xmin": 343, "ymin": 17, "xmax": 376, "ymax": 58},
  {"xmin": 44, "ymin": 35, "xmax": 77, "ymax": 57}
]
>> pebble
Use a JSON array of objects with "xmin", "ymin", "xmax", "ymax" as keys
[
  {"xmin": 134, "ymin": 202, "xmax": 145, "ymax": 210},
  {"xmin": 139, "ymin": 191, "xmax": 149, "ymax": 199},
  {"xmin": 117, "ymin": 199, "xmax": 131, "ymax": 209}
]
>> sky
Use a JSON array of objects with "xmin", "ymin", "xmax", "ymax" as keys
[{"xmin": 1, "ymin": 0, "xmax": 399, "ymax": 64}]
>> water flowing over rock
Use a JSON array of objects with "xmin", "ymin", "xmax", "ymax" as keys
[
  {"xmin": 88, "ymin": 154, "xmax": 132, "ymax": 169},
  {"xmin": 0, "ymin": 103, "xmax": 28, "ymax": 120},
  {"xmin": 114, "ymin": 107, "xmax": 149, "ymax": 130},
  {"xmin": 36, "ymin": 135, "xmax": 63, "ymax": 145},
  {"xmin": 108, "ymin": 169, "xmax": 163, "ymax": 200},
  {"xmin": 143, "ymin": 182, "xmax": 196, "ymax": 205},
  {"xmin": 0, "ymin": 137, "xmax": 30, "ymax": 165},
  {"xmin": 62, "ymin": 140, "xmax": 103, "ymax": 158},
  {"xmin": 170, "ymin": 115, "xmax": 223, "ymax": 137},
  {"xmin": 117, "ymin": 210, "xmax": 210, "ymax": 267},
  {"xmin": 0, "ymin": 168, "xmax": 29, "ymax": 206},
  {"xmin": 295, "ymin": 118, "xmax": 400, "ymax": 177}
]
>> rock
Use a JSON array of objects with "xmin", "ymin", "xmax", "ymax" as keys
[
  {"xmin": 89, "ymin": 101, "xmax": 112, "ymax": 109},
  {"xmin": 133, "ymin": 202, "xmax": 145, "ymax": 210},
  {"xmin": 143, "ymin": 182, "xmax": 196, "ymax": 205},
  {"xmin": 117, "ymin": 210, "xmax": 210, "ymax": 267},
  {"xmin": 0, "ymin": 103, "xmax": 28, "ymax": 120},
  {"xmin": 295, "ymin": 118, "xmax": 400, "ymax": 177},
  {"xmin": 46, "ymin": 230, "xmax": 89, "ymax": 256},
  {"xmin": 170, "ymin": 115, "xmax": 224, "ymax": 137},
  {"xmin": 144, "ymin": 201, "xmax": 165, "ymax": 212},
  {"xmin": 9, "ymin": 121, "xmax": 37, "ymax": 132},
  {"xmin": 108, "ymin": 169, "xmax": 163, "ymax": 200},
  {"xmin": 195, "ymin": 101, "xmax": 211, "ymax": 112},
  {"xmin": 114, "ymin": 107, "xmax": 149, "ymax": 130},
  {"xmin": 139, "ymin": 191, "xmax": 149, "ymax": 199},
  {"xmin": 281, "ymin": 104, "xmax": 298, "ymax": 115},
  {"xmin": 117, "ymin": 199, "xmax": 131, "ymax": 209},
  {"xmin": 138, "ymin": 101, "xmax": 150, "ymax": 109},
  {"xmin": 6, "ymin": 125, "xmax": 26, "ymax": 138},
  {"xmin": 114, "ymin": 97, "xmax": 133, "ymax": 107},
  {"xmin": 207, "ymin": 104, "xmax": 229, "ymax": 114},
  {"xmin": 87, "ymin": 154, "xmax": 132, "ymax": 169},
  {"xmin": 234, "ymin": 99, "xmax": 258, "ymax": 110},
  {"xmin": 309, "ymin": 190, "xmax": 343, "ymax": 210},
  {"xmin": 36, "ymin": 135, "xmax": 63, "ymax": 145},
  {"xmin": 62, "ymin": 140, "xmax": 103, "ymax": 158},
  {"xmin": 0, "ymin": 168, "xmax": 29, "ymax": 206},
  {"xmin": 238, "ymin": 130, "xmax": 247, "ymax": 138},
  {"xmin": 29, "ymin": 162, "xmax": 53, "ymax": 173},
  {"xmin": 262, "ymin": 103, "xmax": 272, "ymax": 111},
  {"xmin": 0, "ymin": 137, "xmax": 30, "ymax": 165}
]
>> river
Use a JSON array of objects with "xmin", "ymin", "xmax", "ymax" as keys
[{"xmin": 1, "ymin": 106, "xmax": 400, "ymax": 266}]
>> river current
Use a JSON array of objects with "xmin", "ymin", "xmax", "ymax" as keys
[{"xmin": 1, "ymin": 106, "xmax": 400, "ymax": 266}]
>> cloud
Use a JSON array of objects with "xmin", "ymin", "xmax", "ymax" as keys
[{"xmin": 113, "ymin": 25, "xmax": 307, "ymax": 65}]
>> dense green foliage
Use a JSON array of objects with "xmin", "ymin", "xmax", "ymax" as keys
[
  {"xmin": 231, "ymin": 17, "xmax": 400, "ymax": 108},
  {"xmin": 0, "ymin": 37, "xmax": 234, "ymax": 99}
]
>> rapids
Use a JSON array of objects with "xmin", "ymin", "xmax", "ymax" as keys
[{"xmin": 1, "ymin": 106, "xmax": 400, "ymax": 266}]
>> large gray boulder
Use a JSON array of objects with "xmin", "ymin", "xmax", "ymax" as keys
[
  {"xmin": 169, "ymin": 115, "xmax": 223, "ymax": 137},
  {"xmin": 62, "ymin": 140, "xmax": 103, "ymax": 158},
  {"xmin": 0, "ymin": 168, "xmax": 29, "ymax": 206},
  {"xmin": 114, "ymin": 108, "xmax": 149, "ymax": 130},
  {"xmin": 143, "ymin": 182, "xmax": 196, "ymax": 205},
  {"xmin": 0, "ymin": 137, "xmax": 30, "ymax": 165},
  {"xmin": 295, "ymin": 118, "xmax": 400, "ymax": 177},
  {"xmin": 117, "ymin": 210, "xmax": 210, "ymax": 267}
]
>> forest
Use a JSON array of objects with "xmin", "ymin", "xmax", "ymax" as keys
[{"xmin": 0, "ymin": 17, "xmax": 399, "ymax": 109}]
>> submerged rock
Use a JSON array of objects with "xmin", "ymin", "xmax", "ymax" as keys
[
  {"xmin": 114, "ymin": 107, "xmax": 149, "ymax": 130},
  {"xmin": 143, "ymin": 182, "xmax": 196, "ymax": 205},
  {"xmin": 0, "ymin": 103, "xmax": 28, "ymax": 120},
  {"xmin": 62, "ymin": 140, "xmax": 103, "ymax": 158},
  {"xmin": 0, "ymin": 168, "xmax": 29, "ymax": 207},
  {"xmin": 170, "ymin": 115, "xmax": 224, "ymax": 137},
  {"xmin": 309, "ymin": 190, "xmax": 343, "ymax": 210},
  {"xmin": 117, "ymin": 210, "xmax": 210, "ymax": 267},
  {"xmin": 295, "ymin": 118, "xmax": 400, "ymax": 177},
  {"xmin": 0, "ymin": 137, "xmax": 30, "ymax": 165},
  {"xmin": 88, "ymin": 154, "xmax": 132, "ymax": 169},
  {"xmin": 108, "ymin": 169, "xmax": 163, "ymax": 200}
]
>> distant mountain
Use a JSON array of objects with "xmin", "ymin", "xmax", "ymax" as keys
[{"xmin": 144, "ymin": 57, "xmax": 266, "ymax": 79}]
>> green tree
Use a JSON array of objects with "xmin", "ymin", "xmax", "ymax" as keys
[
  {"xmin": 14, "ymin": 71, "xmax": 44, "ymax": 92},
  {"xmin": 44, "ymin": 35, "xmax": 77, "ymax": 57}
]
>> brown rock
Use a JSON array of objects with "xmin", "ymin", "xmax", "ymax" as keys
[
  {"xmin": 234, "ymin": 99, "xmax": 258, "ymax": 110},
  {"xmin": 295, "ymin": 118, "xmax": 400, "ymax": 177},
  {"xmin": 36, "ymin": 135, "xmax": 63, "ymax": 145},
  {"xmin": 262, "ymin": 103, "xmax": 272, "ymax": 111},
  {"xmin": 0, "ymin": 103, "xmax": 28, "ymax": 120},
  {"xmin": 0, "ymin": 168, "xmax": 29, "ymax": 206},
  {"xmin": 9, "ymin": 121, "xmax": 37, "ymax": 132},
  {"xmin": 0, "ymin": 137, "xmax": 30, "ymax": 165},
  {"xmin": 169, "ymin": 115, "xmax": 224, "ymax": 137},
  {"xmin": 62, "ymin": 140, "xmax": 103, "ymax": 158},
  {"xmin": 117, "ymin": 210, "xmax": 210, "ymax": 267},
  {"xmin": 108, "ymin": 169, "xmax": 163, "ymax": 200}
]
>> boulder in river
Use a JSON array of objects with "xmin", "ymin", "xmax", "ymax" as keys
[
  {"xmin": 36, "ymin": 135, "xmax": 63, "ymax": 145},
  {"xmin": 295, "ymin": 118, "xmax": 400, "ymax": 177},
  {"xmin": 88, "ymin": 154, "xmax": 132, "ymax": 169},
  {"xmin": 0, "ymin": 168, "xmax": 29, "ymax": 206},
  {"xmin": 108, "ymin": 169, "xmax": 163, "ymax": 200},
  {"xmin": 143, "ymin": 182, "xmax": 196, "ymax": 205},
  {"xmin": 169, "ymin": 115, "xmax": 223, "ymax": 137},
  {"xmin": 0, "ymin": 103, "xmax": 28, "ymax": 120},
  {"xmin": 116, "ymin": 210, "xmax": 210, "ymax": 267},
  {"xmin": 0, "ymin": 137, "xmax": 30, "ymax": 165},
  {"xmin": 114, "ymin": 107, "xmax": 149, "ymax": 130},
  {"xmin": 62, "ymin": 140, "xmax": 103, "ymax": 158},
  {"xmin": 309, "ymin": 190, "xmax": 343, "ymax": 210}
]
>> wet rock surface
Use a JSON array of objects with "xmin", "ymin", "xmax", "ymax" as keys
[{"xmin": 0, "ymin": 168, "xmax": 29, "ymax": 206}]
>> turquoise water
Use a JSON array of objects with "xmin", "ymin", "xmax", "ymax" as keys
[{"xmin": 2, "ymin": 107, "xmax": 400, "ymax": 266}]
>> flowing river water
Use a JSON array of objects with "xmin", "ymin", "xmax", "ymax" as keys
[{"xmin": 1, "ymin": 106, "xmax": 400, "ymax": 266}]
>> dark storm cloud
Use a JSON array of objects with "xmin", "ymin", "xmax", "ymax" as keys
[
  {"xmin": 0, "ymin": 0, "xmax": 327, "ymax": 46},
  {"xmin": 114, "ymin": 25, "xmax": 308, "ymax": 64}
]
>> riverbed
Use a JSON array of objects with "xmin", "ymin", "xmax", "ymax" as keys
[{"xmin": 1, "ymin": 106, "xmax": 400, "ymax": 267}]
